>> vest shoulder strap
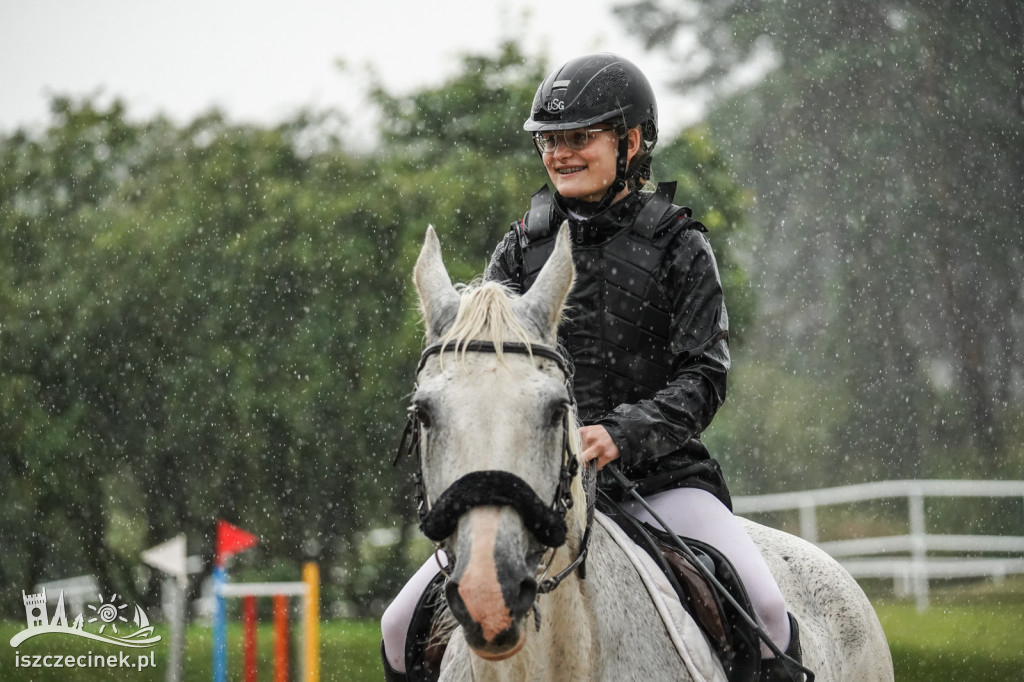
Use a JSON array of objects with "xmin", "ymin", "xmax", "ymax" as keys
[
  {"xmin": 523, "ymin": 184, "xmax": 554, "ymax": 241},
  {"xmin": 632, "ymin": 181, "xmax": 678, "ymax": 241}
]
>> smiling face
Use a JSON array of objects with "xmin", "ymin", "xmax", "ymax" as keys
[{"xmin": 539, "ymin": 126, "xmax": 641, "ymax": 203}]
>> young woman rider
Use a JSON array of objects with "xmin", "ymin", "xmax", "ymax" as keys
[{"xmin": 382, "ymin": 53, "xmax": 806, "ymax": 682}]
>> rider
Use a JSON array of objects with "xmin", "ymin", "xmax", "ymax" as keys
[{"xmin": 382, "ymin": 53, "xmax": 805, "ymax": 681}]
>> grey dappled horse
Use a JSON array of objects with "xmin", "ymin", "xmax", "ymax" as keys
[{"xmin": 411, "ymin": 224, "xmax": 894, "ymax": 681}]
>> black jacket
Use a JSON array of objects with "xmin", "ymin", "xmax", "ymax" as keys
[{"xmin": 485, "ymin": 185, "xmax": 732, "ymax": 507}]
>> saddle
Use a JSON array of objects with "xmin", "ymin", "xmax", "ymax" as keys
[{"xmin": 600, "ymin": 503, "xmax": 761, "ymax": 682}]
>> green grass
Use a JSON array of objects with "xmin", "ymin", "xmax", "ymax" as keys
[
  {"xmin": 873, "ymin": 576, "xmax": 1024, "ymax": 681},
  {"xmin": 4, "ymin": 579, "xmax": 1024, "ymax": 681},
  {"xmin": 877, "ymin": 603, "xmax": 1024, "ymax": 681}
]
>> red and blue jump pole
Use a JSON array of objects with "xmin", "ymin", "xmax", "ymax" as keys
[
  {"xmin": 212, "ymin": 565, "xmax": 228, "ymax": 682},
  {"xmin": 213, "ymin": 520, "xmax": 259, "ymax": 682}
]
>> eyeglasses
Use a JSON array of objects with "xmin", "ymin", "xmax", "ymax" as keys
[{"xmin": 532, "ymin": 127, "xmax": 615, "ymax": 154}]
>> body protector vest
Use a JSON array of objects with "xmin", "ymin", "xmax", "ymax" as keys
[{"xmin": 516, "ymin": 182, "xmax": 703, "ymax": 423}]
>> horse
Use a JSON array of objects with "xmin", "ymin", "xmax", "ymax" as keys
[{"xmin": 409, "ymin": 223, "xmax": 894, "ymax": 681}]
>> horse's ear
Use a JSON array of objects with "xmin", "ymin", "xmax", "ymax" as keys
[
  {"xmin": 516, "ymin": 221, "xmax": 574, "ymax": 341},
  {"xmin": 414, "ymin": 226, "xmax": 460, "ymax": 340}
]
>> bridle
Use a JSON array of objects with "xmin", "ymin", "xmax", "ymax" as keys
[{"xmin": 395, "ymin": 339, "xmax": 595, "ymax": 595}]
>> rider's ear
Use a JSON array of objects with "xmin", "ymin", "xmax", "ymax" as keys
[
  {"xmin": 516, "ymin": 221, "xmax": 574, "ymax": 342},
  {"xmin": 414, "ymin": 226, "xmax": 460, "ymax": 340}
]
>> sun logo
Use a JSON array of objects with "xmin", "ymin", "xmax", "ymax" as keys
[{"xmin": 87, "ymin": 593, "xmax": 129, "ymax": 634}]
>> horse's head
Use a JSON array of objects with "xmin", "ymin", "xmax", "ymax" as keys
[{"xmin": 411, "ymin": 223, "xmax": 580, "ymax": 660}]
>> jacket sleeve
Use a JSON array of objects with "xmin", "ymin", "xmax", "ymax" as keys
[{"xmin": 598, "ymin": 227, "xmax": 731, "ymax": 468}]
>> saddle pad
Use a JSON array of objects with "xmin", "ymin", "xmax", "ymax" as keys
[{"xmin": 596, "ymin": 512, "xmax": 729, "ymax": 682}]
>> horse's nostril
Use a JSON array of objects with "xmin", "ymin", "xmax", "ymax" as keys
[
  {"xmin": 511, "ymin": 576, "xmax": 537, "ymax": 618},
  {"xmin": 445, "ymin": 579, "xmax": 465, "ymax": 614}
]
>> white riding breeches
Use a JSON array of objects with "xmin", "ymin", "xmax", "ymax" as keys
[
  {"xmin": 381, "ymin": 548, "xmax": 451, "ymax": 671},
  {"xmin": 619, "ymin": 487, "xmax": 791, "ymax": 657},
  {"xmin": 381, "ymin": 486, "xmax": 790, "ymax": 671}
]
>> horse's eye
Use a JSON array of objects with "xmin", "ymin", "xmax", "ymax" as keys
[
  {"xmin": 548, "ymin": 402, "xmax": 568, "ymax": 428},
  {"xmin": 412, "ymin": 402, "xmax": 433, "ymax": 428}
]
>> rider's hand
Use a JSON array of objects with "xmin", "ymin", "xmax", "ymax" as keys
[{"xmin": 580, "ymin": 425, "xmax": 620, "ymax": 471}]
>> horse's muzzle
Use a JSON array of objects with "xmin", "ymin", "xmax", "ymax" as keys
[
  {"xmin": 442, "ymin": 506, "xmax": 539, "ymax": 659},
  {"xmin": 446, "ymin": 572, "xmax": 536, "ymax": 658}
]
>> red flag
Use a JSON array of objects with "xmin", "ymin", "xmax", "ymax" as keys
[{"xmin": 216, "ymin": 519, "xmax": 258, "ymax": 566}]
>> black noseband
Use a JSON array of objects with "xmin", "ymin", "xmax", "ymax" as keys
[{"xmin": 420, "ymin": 470, "xmax": 568, "ymax": 547}]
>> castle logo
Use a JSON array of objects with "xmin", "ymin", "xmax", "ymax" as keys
[{"xmin": 10, "ymin": 587, "xmax": 161, "ymax": 649}]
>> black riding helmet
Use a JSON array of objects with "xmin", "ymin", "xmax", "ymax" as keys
[{"xmin": 525, "ymin": 53, "xmax": 658, "ymax": 211}]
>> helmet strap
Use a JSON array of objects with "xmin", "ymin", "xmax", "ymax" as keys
[{"xmin": 590, "ymin": 127, "xmax": 630, "ymax": 214}]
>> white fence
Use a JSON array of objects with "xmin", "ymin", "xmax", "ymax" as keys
[{"xmin": 733, "ymin": 479, "xmax": 1024, "ymax": 610}]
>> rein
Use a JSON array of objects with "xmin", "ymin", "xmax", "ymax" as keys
[{"xmin": 396, "ymin": 339, "xmax": 595, "ymax": 595}]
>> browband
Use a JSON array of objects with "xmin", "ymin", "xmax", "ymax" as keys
[{"xmin": 417, "ymin": 340, "xmax": 568, "ymax": 377}]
